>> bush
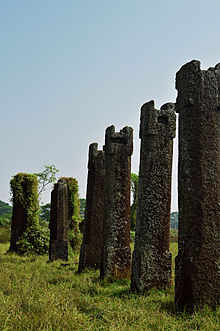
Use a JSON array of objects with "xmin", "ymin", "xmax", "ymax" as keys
[
  {"xmin": 130, "ymin": 230, "xmax": 135, "ymax": 243},
  {"xmin": 170, "ymin": 228, "xmax": 178, "ymax": 242},
  {"xmin": 16, "ymin": 227, "xmax": 49, "ymax": 255},
  {"xmin": 68, "ymin": 229, "xmax": 82, "ymax": 252},
  {"xmin": 0, "ymin": 227, "xmax": 11, "ymax": 243},
  {"xmin": 0, "ymin": 214, "xmax": 11, "ymax": 228}
]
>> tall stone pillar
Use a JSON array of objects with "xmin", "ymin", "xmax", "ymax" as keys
[
  {"xmin": 78, "ymin": 143, "xmax": 105, "ymax": 272},
  {"xmin": 10, "ymin": 194, "xmax": 27, "ymax": 252},
  {"xmin": 131, "ymin": 101, "xmax": 176, "ymax": 293},
  {"xmin": 49, "ymin": 180, "xmax": 69, "ymax": 261},
  {"xmin": 10, "ymin": 173, "xmax": 39, "ymax": 252},
  {"xmin": 100, "ymin": 125, "xmax": 133, "ymax": 280},
  {"xmin": 175, "ymin": 60, "xmax": 220, "ymax": 310}
]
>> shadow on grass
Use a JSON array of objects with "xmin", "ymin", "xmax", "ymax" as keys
[
  {"xmin": 77, "ymin": 302, "xmax": 105, "ymax": 319},
  {"xmin": 159, "ymin": 300, "xmax": 177, "ymax": 315},
  {"xmin": 109, "ymin": 287, "xmax": 131, "ymax": 298}
]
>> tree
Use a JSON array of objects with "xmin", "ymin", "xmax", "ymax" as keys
[
  {"xmin": 0, "ymin": 200, "xmax": 12, "ymax": 216},
  {"xmin": 40, "ymin": 203, "xmax": 51, "ymax": 222},
  {"xmin": 79, "ymin": 198, "xmax": 86, "ymax": 219},
  {"xmin": 130, "ymin": 173, "xmax": 139, "ymax": 231},
  {"xmin": 34, "ymin": 165, "xmax": 59, "ymax": 199},
  {"xmin": 170, "ymin": 211, "xmax": 179, "ymax": 229}
]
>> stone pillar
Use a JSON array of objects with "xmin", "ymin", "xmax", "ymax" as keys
[
  {"xmin": 100, "ymin": 125, "xmax": 133, "ymax": 280},
  {"xmin": 49, "ymin": 180, "xmax": 69, "ymax": 261},
  {"xmin": 58, "ymin": 177, "xmax": 81, "ymax": 250},
  {"xmin": 10, "ymin": 173, "xmax": 39, "ymax": 252},
  {"xmin": 131, "ymin": 101, "xmax": 176, "ymax": 293},
  {"xmin": 10, "ymin": 196, "xmax": 27, "ymax": 252},
  {"xmin": 175, "ymin": 60, "xmax": 220, "ymax": 311},
  {"xmin": 78, "ymin": 143, "xmax": 105, "ymax": 272}
]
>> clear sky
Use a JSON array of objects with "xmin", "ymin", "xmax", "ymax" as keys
[{"xmin": 1, "ymin": 0, "xmax": 220, "ymax": 211}]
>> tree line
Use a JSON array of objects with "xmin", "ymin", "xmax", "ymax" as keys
[{"xmin": 1, "ymin": 172, "xmax": 178, "ymax": 231}]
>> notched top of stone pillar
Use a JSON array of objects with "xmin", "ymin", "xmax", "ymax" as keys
[
  {"xmin": 89, "ymin": 143, "xmax": 104, "ymax": 158},
  {"xmin": 105, "ymin": 125, "xmax": 133, "ymax": 155},
  {"xmin": 88, "ymin": 143, "xmax": 105, "ymax": 177},
  {"xmin": 176, "ymin": 60, "xmax": 220, "ymax": 112},
  {"xmin": 88, "ymin": 142, "xmax": 105, "ymax": 163},
  {"xmin": 208, "ymin": 62, "xmax": 220, "ymax": 74},
  {"xmin": 139, "ymin": 100, "xmax": 176, "ymax": 139},
  {"xmin": 89, "ymin": 143, "xmax": 99, "ymax": 157},
  {"xmin": 160, "ymin": 102, "xmax": 175, "ymax": 111}
]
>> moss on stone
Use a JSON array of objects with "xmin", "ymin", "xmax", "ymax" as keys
[
  {"xmin": 59, "ymin": 177, "xmax": 81, "ymax": 250},
  {"xmin": 10, "ymin": 173, "xmax": 39, "ymax": 229}
]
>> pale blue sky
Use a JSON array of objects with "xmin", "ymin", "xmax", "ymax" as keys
[{"xmin": 1, "ymin": 0, "xmax": 220, "ymax": 211}]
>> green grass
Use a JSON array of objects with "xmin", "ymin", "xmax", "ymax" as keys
[
  {"xmin": 0, "ymin": 227, "xmax": 11, "ymax": 243},
  {"xmin": 0, "ymin": 242, "xmax": 219, "ymax": 330}
]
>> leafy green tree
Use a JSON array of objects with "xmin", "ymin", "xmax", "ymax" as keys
[
  {"xmin": 34, "ymin": 165, "xmax": 59, "ymax": 199},
  {"xmin": 0, "ymin": 200, "xmax": 12, "ymax": 216},
  {"xmin": 0, "ymin": 214, "xmax": 11, "ymax": 227},
  {"xmin": 39, "ymin": 203, "xmax": 51, "ymax": 227},
  {"xmin": 79, "ymin": 198, "xmax": 86, "ymax": 219},
  {"xmin": 130, "ymin": 173, "xmax": 139, "ymax": 231},
  {"xmin": 0, "ymin": 200, "xmax": 12, "ymax": 228},
  {"xmin": 170, "ymin": 211, "xmax": 178, "ymax": 229}
]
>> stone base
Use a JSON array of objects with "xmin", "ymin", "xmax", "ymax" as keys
[
  {"xmin": 131, "ymin": 250, "xmax": 172, "ymax": 293},
  {"xmin": 49, "ymin": 240, "xmax": 68, "ymax": 261}
]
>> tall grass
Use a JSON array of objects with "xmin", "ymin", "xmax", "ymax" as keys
[
  {"xmin": 0, "ymin": 242, "xmax": 219, "ymax": 330},
  {"xmin": 0, "ymin": 227, "xmax": 10, "ymax": 243}
]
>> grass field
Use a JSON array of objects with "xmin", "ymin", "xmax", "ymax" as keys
[{"xmin": 0, "ymin": 242, "xmax": 219, "ymax": 330}]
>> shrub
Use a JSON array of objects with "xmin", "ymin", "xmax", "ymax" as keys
[
  {"xmin": 130, "ymin": 230, "xmax": 135, "ymax": 243},
  {"xmin": 0, "ymin": 214, "xmax": 11, "ymax": 228},
  {"xmin": 16, "ymin": 227, "xmax": 49, "ymax": 255},
  {"xmin": 170, "ymin": 228, "xmax": 178, "ymax": 242},
  {"xmin": 0, "ymin": 227, "xmax": 11, "ymax": 243},
  {"xmin": 68, "ymin": 229, "xmax": 82, "ymax": 252}
]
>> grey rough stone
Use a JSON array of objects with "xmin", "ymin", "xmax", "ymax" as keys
[
  {"xmin": 78, "ymin": 143, "xmax": 105, "ymax": 272},
  {"xmin": 175, "ymin": 60, "xmax": 220, "ymax": 311},
  {"xmin": 100, "ymin": 125, "xmax": 133, "ymax": 280},
  {"xmin": 49, "ymin": 180, "xmax": 69, "ymax": 261},
  {"xmin": 131, "ymin": 100, "xmax": 176, "ymax": 293}
]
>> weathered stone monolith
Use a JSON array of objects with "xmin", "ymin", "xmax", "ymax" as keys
[
  {"xmin": 100, "ymin": 125, "xmax": 133, "ymax": 280},
  {"xmin": 58, "ymin": 177, "xmax": 81, "ymax": 250},
  {"xmin": 10, "ymin": 191, "xmax": 27, "ymax": 252},
  {"xmin": 10, "ymin": 173, "xmax": 39, "ymax": 252},
  {"xmin": 78, "ymin": 143, "xmax": 105, "ymax": 272},
  {"xmin": 131, "ymin": 100, "xmax": 176, "ymax": 293},
  {"xmin": 175, "ymin": 60, "xmax": 220, "ymax": 311},
  {"xmin": 49, "ymin": 179, "xmax": 69, "ymax": 261}
]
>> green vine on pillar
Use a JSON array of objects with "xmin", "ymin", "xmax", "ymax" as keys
[
  {"xmin": 10, "ymin": 173, "xmax": 49, "ymax": 255},
  {"xmin": 10, "ymin": 173, "xmax": 39, "ymax": 229},
  {"xmin": 59, "ymin": 177, "xmax": 81, "ymax": 250}
]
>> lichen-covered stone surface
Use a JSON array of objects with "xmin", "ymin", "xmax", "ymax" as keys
[
  {"xmin": 175, "ymin": 60, "xmax": 220, "ymax": 311},
  {"xmin": 131, "ymin": 100, "xmax": 176, "ymax": 293},
  {"xmin": 49, "ymin": 180, "xmax": 69, "ymax": 261},
  {"xmin": 100, "ymin": 125, "xmax": 133, "ymax": 280},
  {"xmin": 78, "ymin": 143, "xmax": 105, "ymax": 272}
]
